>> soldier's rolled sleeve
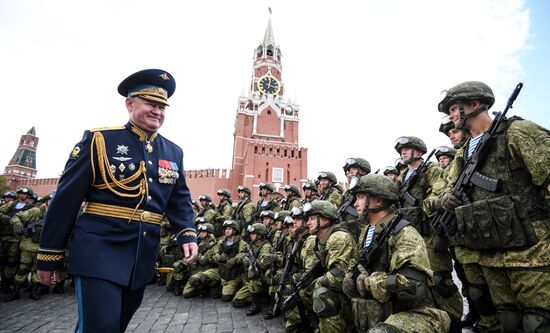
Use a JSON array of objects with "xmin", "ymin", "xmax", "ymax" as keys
[
  {"xmin": 166, "ymin": 152, "xmax": 197, "ymax": 245},
  {"xmin": 38, "ymin": 131, "xmax": 94, "ymax": 271}
]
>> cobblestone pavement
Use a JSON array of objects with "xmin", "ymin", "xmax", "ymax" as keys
[{"xmin": 0, "ymin": 276, "xmax": 475, "ymax": 332}]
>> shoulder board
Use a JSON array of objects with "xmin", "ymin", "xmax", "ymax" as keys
[
  {"xmin": 391, "ymin": 220, "xmax": 411, "ymax": 236},
  {"xmin": 90, "ymin": 126, "xmax": 125, "ymax": 132}
]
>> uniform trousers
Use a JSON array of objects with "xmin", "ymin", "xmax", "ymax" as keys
[{"xmin": 74, "ymin": 276, "xmax": 145, "ymax": 333}]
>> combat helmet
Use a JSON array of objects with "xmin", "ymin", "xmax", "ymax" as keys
[
  {"xmin": 394, "ymin": 136, "xmax": 427, "ymax": 154},
  {"xmin": 274, "ymin": 210, "xmax": 290, "ymax": 222},
  {"xmin": 283, "ymin": 184, "xmax": 301, "ymax": 197},
  {"xmin": 259, "ymin": 182, "xmax": 275, "ymax": 193},
  {"xmin": 2, "ymin": 191, "xmax": 16, "ymax": 199},
  {"xmin": 343, "ymin": 157, "xmax": 371, "ymax": 174},
  {"xmin": 317, "ymin": 171, "xmax": 337, "ymax": 184},
  {"xmin": 438, "ymin": 81, "xmax": 495, "ymax": 114},
  {"xmin": 259, "ymin": 210, "xmax": 276, "ymax": 221},
  {"xmin": 247, "ymin": 223, "xmax": 268, "ymax": 237},
  {"xmin": 435, "ymin": 146, "xmax": 457, "ymax": 160},
  {"xmin": 237, "ymin": 185, "xmax": 252, "ymax": 195},
  {"xmin": 198, "ymin": 194, "xmax": 212, "ymax": 202},
  {"xmin": 439, "ymin": 115, "xmax": 455, "ymax": 137},
  {"xmin": 302, "ymin": 181, "xmax": 318, "ymax": 193},
  {"xmin": 197, "ymin": 223, "xmax": 215, "ymax": 234},
  {"xmin": 216, "ymin": 189, "xmax": 232, "ymax": 198},
  {"xmin": 222, "ymin": 220, "xmax": 240, "ymax": 233},
  {"xmin": 302, "ymin": 200, "xmax": 338, "ymax": 221},
  {"xmin": 353, "ymin": 174, "xmax": 398, "ymax": 203},
  {"xmin": 382, "ymin": 166, "xmax": 399, "ymax": 176}
]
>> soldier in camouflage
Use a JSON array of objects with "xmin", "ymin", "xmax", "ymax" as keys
[
  {"xmin": 283, "ymin": 185, "xmax": 302, "ymax": 211},
  {"xmin": 394, "ymin": 136, "xmax": 463, "ymax": 332},
  {"xmin": 233, "ymin": 186, "xmax": 256, "ymax": 234},
  {"xmin": 197, "ymin": 194, "xmax": 217, "ymax": 222},
  {"xmin": 259, "ymin": 210, "xmax": 277, "ymax": 242},
  {"xmin": 5, "ymin": 192, "xmax": 53, "ymax": 301},
  {"xmin": 382, "ymin": 166, "xmax": 400, "ymax": 182},
  {"xmin": 438, "ymin": 81, "xmax": 550, "ymax": 333},
  {"xmin": 435, "ymin": 146, "xmax": 456, "ymax": 170},
  {"xmin": 0, "ymin": 187, "xmax": 34, "ymax": 295},
  {"xmin": 303, "ymin": 200, "xmax": 358, "ymax": 332},
  {"xmin": 157, "ymin": 217, "xmax": 174, "ymax": 287},
  {"xmin": 181, "ymin": 223, "xmax": 218, "ymax": 298},
  {"xmin": 343, "ymin": 174, "xmax": 450, "ymax": 332},
  {"xmin": 302, "ymin": 181, "xmax": 320, "ymax": 204},
  {"xmin": 233, "ymin": 222, "xmax": 272, "ymax": 316},
  {"xmin": 214, "ymin": 189, "xmax": 234, "ymax": 237},
  {"xmin": 317, "ymin": 172, "xmax": 343, "ymax": 208},
  {"xmin": 256, "ymin": 182, "xmax": 282, "ymax": 214}
]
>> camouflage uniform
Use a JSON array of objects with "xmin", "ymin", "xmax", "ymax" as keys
[
  {"xmin": 182, "ymin": 228, "xmax": 217, "ymax": 298},
  {"xmin": 157, "ymin": 217, "xmax": 174, "ymax": 287},
  {"xmin": 395, "ymin": 137, "xmax": 463, "ymax": 331},
  {"xmin": 233, "ymin": 186, "xmax": 256, "ymax": 234},
  {"xmin": 214, "ymin": 190, "xmax": 234, "ymax": 237},
  {"xmin": 442, "ymin": 117, "xmax": 550, "ymax": 332}
]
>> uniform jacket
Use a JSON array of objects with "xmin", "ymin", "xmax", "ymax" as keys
[{"xmin": 37, "ymin": 122, "xmax": 197, "ymax": 289}]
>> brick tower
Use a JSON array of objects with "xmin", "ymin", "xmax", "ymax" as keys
[
  {"xmin": 229, "ymin": 17, "xmax": 308, "ymax": 200},
  {"xmin": 4, "ymin": 127, "xmax": 39, "ymax": 181}
]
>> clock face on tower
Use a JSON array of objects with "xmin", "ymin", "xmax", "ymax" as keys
[{"xmin": 257, "ymin": 75, "xmax": 281, "ymax": 96}]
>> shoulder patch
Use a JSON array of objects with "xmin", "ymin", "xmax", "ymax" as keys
[
  {"xmin": 90, "ymin": 126, "xmax": 125, "ymax": 132},
  {"xmin": 70, "ymin": 144, "xmax": 83, "ymax": 159}
]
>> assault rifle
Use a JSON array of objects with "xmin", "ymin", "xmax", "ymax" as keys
[
  {"xmin": 246, "ymin": 245, "xmax": 261, "ymax": 277},
  {"xmin": 269, "ymin": 234, "xmax": 286, "ymax": 285},
  {"xmin": 354, "ymin": 213, "xmax": 403, "ymax": 277},
  {"xmin": 398, "ymin": 149, "xmax": 436, "ymax": 207},
  {"xmin": 432, "ymin": 82, "xmax": 524, "ymax": 236},
  {"xmin": 336, "ymin": 176, "xmax": 359, "ymax": 222},
  {"xmin": 281, "ymin": 260, "xmax": 324, "ymax": 312},
  {"xmin": 25, "ymin": 218, "xmax": 45, "ymax": 234},
  {"xmin": 272, "ymin": 238, "xmax": 302, "ymax": 315}
]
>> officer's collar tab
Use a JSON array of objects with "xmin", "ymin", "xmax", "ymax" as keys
[{"xmin": 126, "ymin": 121, "xmax": 159, "ymax": 142}]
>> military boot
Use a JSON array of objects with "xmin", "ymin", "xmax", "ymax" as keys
[
  {"xmin": 52, "ymin": 281, "xmax": 65, "ymax": 294},
  {"xmin": 1, "ymin": 277, "xmax": 14, "ymax": 294},
  {"xmin": 29, "ymin": 283, "xmax": 42, "ymax": 300},
  {"xmin": 246, "ymin": 293, "xmax": 262, "ymax": 316},
  {"xmin": 4, "ymin": 283, "xmax": 21, "ymax": 302},
  {"xmin": 172, "ymin": 280, "xmax": 183, "ymax": 296},
  {"xmin": 461, "ymin": 308, "xmax": 480, "ymax": 328},
  {"xmin": 262, "ymin": 304, "xmax": 280, "ymax": 320}
]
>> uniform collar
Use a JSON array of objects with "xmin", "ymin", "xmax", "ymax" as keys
[
  {"xmin": 125, "ymin": 121, "xmax": 159, "ymax": 142},
  {"xmin": 373, "ymin": 213, "xmax": 396, "ymax": 233}
]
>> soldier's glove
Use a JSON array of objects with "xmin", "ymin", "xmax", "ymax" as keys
[
  {"xmin": 342, "ymin": 271, "xmax": 359, "ymax": 298},
  {"xmin": 242, "ymin": 256, "xmax": 250, "ymax": 268},
  {"xmin": 263, "ymin": 254, "xmax": 276, "ymax": 266},
  {"xmin": 215, "ymin": 253, "xmax": 229, "ymax": 263},
  {"xmin": 12, "ymin": 221, "xmax": 24, "ymax": 235},
  {"xmin": 426, "ymin": 197, "xmax": 442, "ymax": 213},
  {"xmin": 355, "ymin": 265, "xmax": 370, "ymax": 298},
  {"xmin": 226, "ymin": 257, "xmax": 236, "ymax": 268},
  {"xmin": 292, "ymin": 272, "xmax": 303, "ymax": 285},
  {"xmin": 441, "ymin": 193, "xmax": 463, "ymax": 212},
  {"xmin": 198, "ymin": 255, "xmax": 209, "ymax": 266}
]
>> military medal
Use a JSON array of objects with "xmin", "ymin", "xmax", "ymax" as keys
[
  {"xmin": 116, "ymin": 145, "xmax": 129, "ymax": 155},
  {"xmin": 110, "ymin": 164, "xmax": 116, "ymax": 174},
  {"xmin": 146, "ymin": 141, "xmax": 153, "ymax": 153},
  {"xmin": 128, "ymin": 163, "xmax": 136, "ymax": 171},
  {"xmin": 118, "ymin": 163, "xmax": 126, "ymax": 172},
  {"xmin": 158, "ymin": 159, "xmax": 178, "ymax": 184},
  {"xmin": 119, "ymin": 174, "xmax": 126, "ymax": 180}
]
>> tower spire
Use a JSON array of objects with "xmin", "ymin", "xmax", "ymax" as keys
[{"xmin": 263, "ymin": 17, "xmax": 275, "ymax": 46}]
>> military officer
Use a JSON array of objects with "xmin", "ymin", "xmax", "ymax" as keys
[
  {"xmin": 342, "ymin": 174, "xmax": 451, "ymax": 332},
  {"xmin": 438, "ymin": 81, "xmax": 550, "ymax": 333},
  {"xmin": 303, "ymin": 200, "xmax": 358, "ymax": 332},
  {"xmin": 36, "ymin": 69, "xmax": 198, "ymax": 333}
]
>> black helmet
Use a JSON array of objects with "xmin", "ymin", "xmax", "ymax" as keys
[
  {"xmin": 343, "ymin": 157, "xmax": 371, "ymax": 174},
  {"xmin": 237, "ymin": 185, "xmax": 252, "ymax": 195}
]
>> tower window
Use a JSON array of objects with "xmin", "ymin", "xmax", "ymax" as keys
[
  {"xmin": 267, "ymin": 46, "xmax": 274, "ymax": 56},
  {"xmin": 267, "ymin": 110, "xmax": 271, "ymax": 115}
]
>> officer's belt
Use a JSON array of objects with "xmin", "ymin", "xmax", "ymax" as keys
[{"xmin": 84, "ymin": 202, "xmax": 163, "ymax": 225}]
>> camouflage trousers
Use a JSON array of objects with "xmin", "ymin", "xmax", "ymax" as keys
[
  {"xmin": 14, "ymin": 237, "xmax": 38, "ymax": 285},
  {"xmin": 233, "ymin": 277, "xmax": 264, "ymax": 302},
  {"xmin": 284, "ymin": 280, "xmax": 315, "ymax": 331},
  {"xmin": 312, "ymin": 279, "xmax": 354, "ymax": 333},
  {"xmin": 0, "ymin": 239, "xmax": 20, "ymax": 279},
  {"xmin": 183, "ymin": 267, "xmax": 220, "ymax": 297},
  {"xmin": 463, "ymin": 263, "xmax": 501, "ymax": 332},
  {"xmin": 481, "ymin": 266, "xmax": 550, "ymax": 320}
]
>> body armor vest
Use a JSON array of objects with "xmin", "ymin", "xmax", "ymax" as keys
[
  {"xmin": 396, "ymin": 164, "xmax": 433, "ymax": 236},
  {"xmin": 218, "ymin": 237, "xmax": 243, "ymax": 280},
  {"xmin": 234, "ymin": 198, "xmax": 251, "ymax": 221},
  {"xmin": 455, "ymin": 118, "xmax": 546, "ymax": 250}
]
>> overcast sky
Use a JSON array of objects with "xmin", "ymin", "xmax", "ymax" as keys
[{"xmin": 1, "ymin": 0, "xmax": 549, "ymax": 184}]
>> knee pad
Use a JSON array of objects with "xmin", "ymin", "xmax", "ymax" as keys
[
  {"xmin": 312, "ymin": 287, "xmax": 340, "ymax": 318},
  {"xmin": 199, "ymin": 275, "xmax": 212, "ymax": 286},
  {"xmin": 468, "ymin": 283, "xmax": 496, "ymax": 316},
  {"xmin": 188, "ymin": 276, "xmax": 201, "ymax": 287},
  {"xmin": 523, "ymin": 308, "xmax": 550, "ymax": 333},
  {"xmin": 496, "ymin": 308, "xmax": 522, "ymax": 332},
  {"xmin": 367, "ymin": 322, "xmax": 402, "ymax": 333}
]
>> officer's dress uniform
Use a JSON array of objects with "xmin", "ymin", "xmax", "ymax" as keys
[{"xmin": 37, "ymin": 122, "xmax": 196, "ymax": 332}]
